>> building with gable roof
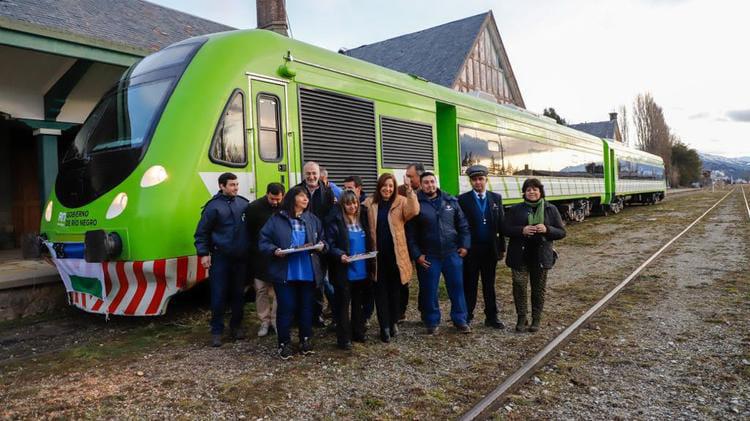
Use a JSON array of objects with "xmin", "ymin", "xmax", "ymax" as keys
[
  {"xmin": 342, "ymin": 11, "xmax": 524, "ymax": 108},
  {"xmin": 568, "ymin": 112, "xmax": 623, "ymax": 143},
  {"xmin": 0, "ymin": 0, "xmax": 232, "ymax": 249}
]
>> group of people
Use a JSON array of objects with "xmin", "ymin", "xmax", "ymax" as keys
[{"xmin": 194, "ymin": 161, "xmax": 566, "ymax": 359}]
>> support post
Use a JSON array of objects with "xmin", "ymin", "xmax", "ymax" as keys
[{"xmin": 33, "ymin": 128, "xmax": 61, "ymax": 209}]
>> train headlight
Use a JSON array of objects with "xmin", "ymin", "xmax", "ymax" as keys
[
  {"xmin": 106, "ymin": 193, "xmax": 128, "ymax": 220},
  {"xmin": 140, "ymin": 165, "xmax": 168, "ymax": 188},
  {"xmin": 44, "ymin": 200, "xmax": 53, "ymax": 222}
]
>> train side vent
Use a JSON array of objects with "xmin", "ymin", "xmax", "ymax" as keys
[
  {"xmin": 380, "ymin": 116, "xmax": 434, "ymax": 169},
  {"xmin": 299, "ymin": 87, "xmax": 378, "ymax": 192}
]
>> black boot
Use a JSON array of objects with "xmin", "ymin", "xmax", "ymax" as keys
[
  {"xmin": 529, "ymin": 315, "xmax": 541, "ymax": 332},
  {"xmin": 515, "ymin": 315, "xmax": 527, "ymax": 332},
  {"xmin": 379, "ymin": 327, "xmax": 391, "ymax": 343}
]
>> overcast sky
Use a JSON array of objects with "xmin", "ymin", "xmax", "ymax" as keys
[{"xmin": 152, "ymin": 0, "xmax": 750, "ymax": 157}]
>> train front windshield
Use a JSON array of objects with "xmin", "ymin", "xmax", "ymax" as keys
[{"xmin": 56, "ymin": 39, "xmax": 206, "ymax": 209}]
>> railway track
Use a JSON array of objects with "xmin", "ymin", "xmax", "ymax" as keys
[{"xmin": 460, "ymin": 188, "xmax": 738, "ymax": 420}]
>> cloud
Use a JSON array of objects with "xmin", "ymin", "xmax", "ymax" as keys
[
  {"xmin": 688, "ymin": 112, "xmax": 710, "ymax": 120},
  {"xmin": 726, "ymin": 109, "xmax": 750, "ymax": 122}
]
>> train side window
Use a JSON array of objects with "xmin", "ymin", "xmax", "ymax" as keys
[
  {"xmin": 257, "ymin": 94, "xmax": 281, "ymax": 162},
  {"xmin": 209, "ymin": 89, "xmax": 247, "ymax": 167}
]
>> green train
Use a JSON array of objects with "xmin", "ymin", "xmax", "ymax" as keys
[{"xmin": 38, "ymin": 30, "xmax": 665, "ymax": 316}]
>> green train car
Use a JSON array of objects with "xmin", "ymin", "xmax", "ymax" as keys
[{"xmin": 38, "ymin": 30, "xmax": 665, "ymax": 316}]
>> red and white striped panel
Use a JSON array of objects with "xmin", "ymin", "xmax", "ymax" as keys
[
  {"xmin": 68, "ymin": 291, "xmax": 106, "ymax": 313},
  {"xmin": 69, "ymin": 255, "xmax": 209, "ymax": 316}
]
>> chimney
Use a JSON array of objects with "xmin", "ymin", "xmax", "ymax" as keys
[
  {"xmin": 257, "ymin": 0, "xmax": 288, "ymax": 36},
  {"xmin": 609, "ymin": 112, "xmax": 618, "ymax": 121}
]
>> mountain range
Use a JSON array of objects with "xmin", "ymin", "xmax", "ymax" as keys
[{"xmin": 699, "ymin": 153, "xmax": 750, "ymax": 180}]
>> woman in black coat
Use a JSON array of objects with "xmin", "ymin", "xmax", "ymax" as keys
[
  {"xmin": 326, "ymin": 190, "xmax": 374, "ymax": 350},
  {"xmin": 259, "ymin": 186, "xmax": 328, "ymax": 359},
  {"xmin": 503, "ymin": 178, "xmax": 566, "ymax": 333}
]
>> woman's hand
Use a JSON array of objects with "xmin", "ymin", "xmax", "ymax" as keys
[
  {"xmin": 313, "ymin": 241, "xmax": 325, "ymax": 252},
  {"xmin": 522, "ymin": 225, "xmax": 537, "ymax": 237},
  {"xmin": 417, "ymin": 255, "xmax": 431, "ymax": 269},
  {"xmin": 341, "ymin": 255, "xmax": 351, "ymax": 264},
  {"xmin": 274, "ymin": 248, "xmax": 284, "ymax": 257},
  {"xmin": 534, "ymin": 224, "xmax": 547, "ymax": 234}
]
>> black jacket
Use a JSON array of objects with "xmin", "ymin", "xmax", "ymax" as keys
[
  {"xmin": 194, "ymin": 193, "xmax": 250, "ymax": 258},
  {"xmin": 407, "ymin": 190, "xmax": 471, "ymax": 259},
  {"xmin": 246, "ymin": 196, "xmax": 280, "ymax": 281},
  {"xmin": 325, "ymin": 205, "xmax": 373, "ymax": 283},
  {"xmin": 458, "ymin": 190, "xmax": 506, "ymax": 259},
  {"xmin": 258, "ymin": 210, "xmax": 328, "ymax": 286},
  {"xmin": 503, "ymin": 201, "xmax": 566, "ymax": 270},
  {"xmin": 295, "ymin": 181, "xmax": 335, "ymax": 221}
]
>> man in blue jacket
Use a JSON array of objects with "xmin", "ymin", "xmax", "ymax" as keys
[
  {"xmin": 458, "ymin": 165, "xmax": 506, "ymax": 329},
  {"xmin": 407, "ymin": 172, "xmax": 472, "ymax": 334},
  {"xmin": 194, "ymin": 172, "xmax": 250, "ymax": 347}
]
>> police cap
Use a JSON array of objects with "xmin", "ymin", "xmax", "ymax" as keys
[{"xmin": 466, "ymin": 165, "xmax": 489, "ymax": 178}]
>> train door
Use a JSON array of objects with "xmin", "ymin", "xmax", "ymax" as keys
[{"xmin": 249, "ymin": 76, "xmax": 290, "ymax": 193}]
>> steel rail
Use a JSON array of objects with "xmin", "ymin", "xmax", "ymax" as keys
[
  {"xmin": 460, "ymin": 188, "xmax": 735, "ymax": 420},
  {"xmin": 742, "ymin": 185, "xmax": 750, "ymax": 220}
]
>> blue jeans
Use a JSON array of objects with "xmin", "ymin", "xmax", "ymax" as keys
[
  {"xmin": 209, "ymin": 254, "xmax": 247, "ymax": 335},
  {"xmin": 416, "ymin": 252, "xmax": 468, "ymax": 327},
  {"xmin": 275, "ymin": 281, "xmax": 315, "ymax": 345}
]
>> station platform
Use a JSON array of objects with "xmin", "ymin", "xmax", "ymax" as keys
[{"xmin": 0, "ymin": 249, "xmax": 60, "ymax": 290}]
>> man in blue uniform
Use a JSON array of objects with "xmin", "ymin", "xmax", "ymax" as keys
[
  {"xmin": 407, "ymin": 172, "xmax": 472, "ymax": 334},
  {"xmin": 194, "ymin": 172, "xmax": 250, "ymax": 347},
  {"xmin": 458, "ymin": 165, "xmax": 506, "ymax": 329}
]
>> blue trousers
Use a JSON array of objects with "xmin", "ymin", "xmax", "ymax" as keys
[
  {"xmin": 416, "ymin": 252, "xmax": 468, "ymax": 327},
  {"xmin": 275, "ymin": 281, "xmax": 315, "ymax": 345},
  {"xmin": 209, "ymin": 254, "xmax": 247, "ymax": 335}
]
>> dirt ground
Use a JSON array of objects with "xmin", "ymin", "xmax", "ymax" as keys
[
  {"xmin": 500, "ymin": 187, "xmax": 750, "ymax": 419},
  {"xmin": 0, "ymin": 188, "xmax": 744, "ymax": 419}
]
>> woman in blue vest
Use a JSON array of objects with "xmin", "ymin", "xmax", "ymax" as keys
[
  {"xmin": 259, "ymin": 185, "xmax": 328, "ymax": 360},
  {"xmin": 326, "ymin": 190, "xmax": 373, "ymax": 350}
]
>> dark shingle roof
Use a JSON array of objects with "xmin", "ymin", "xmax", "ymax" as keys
[
  {"xmin": 0, "ymin": 0, "xmax": 234, "ymax": 54},
  {"xmin": 568, "ymin": 120, "xmax": 618, "ymax": 140},
  {"xmin": 342, "ymin": 12, "xmax": 488, "ymax": 88}
]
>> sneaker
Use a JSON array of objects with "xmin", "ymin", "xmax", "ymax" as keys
[
  {"xmin": 337, "ymin": 341, "xmax": 353, "ymax": 351},
  {"xmin": 278, "ymin": 343, "xmax": 293, "ymax": 360},
  {"xmin": 211, "ymin": 334, "xmax": 222, "ymax": 347},
  {"xmin": 300, "ymin": 337, "xmax": 314, "ymax": 355},
  {"xmin": 456, "ymin": 324, "xmax": 472, "ymax": 334},
  {"xmin": 257, "ymin": 323, "xmax": 270, "ymax": 337},
  {"xmin": 484, "ymin": 318, "xmax": 505, "ymax": 329},
  {"xmin": 426, "ymin": 326, "xmax": 439, "ymax": 335},
  {"xmin": 230, "ymin": 328, "xmax": 246, "ymax": 340},
  {"xmin": 391, "ymin": 324, "xmax": 399, "ymax": 337}
]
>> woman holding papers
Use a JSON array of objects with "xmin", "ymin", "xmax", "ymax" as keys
[
  {"xmin": 326, "ymin": 190, "xmax": 374, "ymax": 350},
  {"xmin": 259, "ymin": 186, "xmax": 328, "ymax": 360},
  {"xmin": 363, "ymin": 173, "xmax": 420, "ymax": 343}
]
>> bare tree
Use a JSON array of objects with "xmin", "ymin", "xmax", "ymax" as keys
[
  {"xmin": 633, "ymin": 93, "xmax": 673, "ymax": 182},
  {"xmin": 617, "ymin": 104, "xmax": 629, "ymax": 145}
]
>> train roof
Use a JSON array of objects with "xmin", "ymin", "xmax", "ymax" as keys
[
  {"xmin": 191, "ymin": 30, "xmax": 655, "ymax": 160},
  {"xmin": 604, "ymin": 139, "xmax": 664, "ymax": 165}
]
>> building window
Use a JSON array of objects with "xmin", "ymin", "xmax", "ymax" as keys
[
  {"xmin": 210, "ymin": 90, "xmax": 247, "ymax": 167},
  {"xmin": 257, "ymin": 94, "xmax": 282, "ymax": 162}
]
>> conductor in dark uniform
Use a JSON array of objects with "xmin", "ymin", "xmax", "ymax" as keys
[{"xmin": 458, "ymin": 165, "xmax": 506, "ymax": 329}]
